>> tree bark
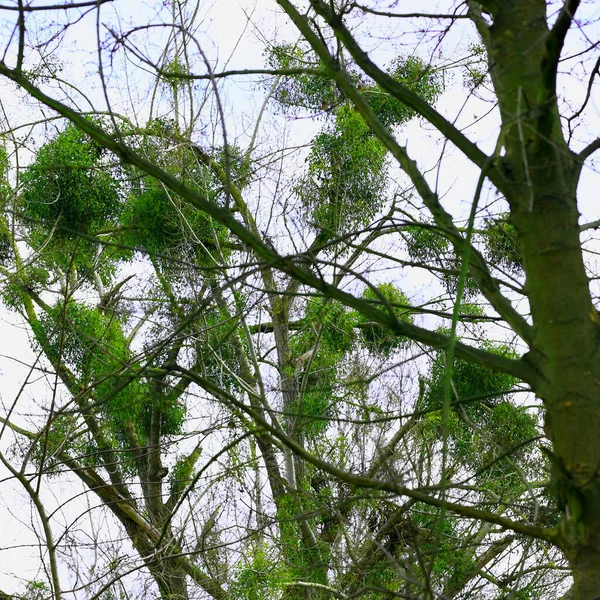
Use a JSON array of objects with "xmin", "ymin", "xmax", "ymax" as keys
[{"xmin": 475, "ymin": 2, "xmax": 600, "ymax": 597}]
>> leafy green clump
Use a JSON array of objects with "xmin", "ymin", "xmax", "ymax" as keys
[
  {"xmin": 21, "ymin": 124, "xmax": 121, "ymax": 237},
  {"xmin": 35, "ymin": 301, "xmax": 184, "ymax": 449},
  {"xmin": 291, "ymin": 298, "xmax": 355, "ymax": 435},
  {"xmin": 266, "ymin": 43, "xmax": 338, "ymax": 112},
  {"xmin": 297, "ymin": 106, "xmax": 388, "ymax": 235},
  {"xmin": 404, "ymin": 223, "xmax": 449, "ymax": 262},
  {"xmin": 365, "ymin": 55, "xmax": 444, "ymax": 127},
  {"xmin": 404, "ymin": 224, "xmax": 479, "ymax": 297},
  {"xmin": 268, "ymin": 47, "xmax": 443, "ymax": 236},
  {"xmin": 19, "ymin": 124, "xmax": 126, "ymax": 285},
  {"xmin": 193, "ymin": 306, "xmax": 249, "ymax": 392},
  {"xmin": 482, "ymin": 214, "xmax": 522, "ymax": 272},
  {"xmin": 0, "ymin": 146, "xmax": 13, "ymax": 266},
  {"xmin": 230, "ymin": 545, "xmax": 288, "ymax": 600},
  {"xmin": 267, "ymin": 44, "xmax": 443, "ymax": 126},
  {"xmin": 356, "ymin": 283, "xmax": 414, "ymax": 355},
  {"xmin": 121, "ymin": 168, "xmax": 229, "ymax": 267},
  {"xmin": 420, "ymin": 342, "xmax": 538, "ymax": 491},
  {"xmin": 424, "ymin": 342, "xmax": 519, "ymax": 419},
  {"xmin": 411, "ymin": 504, "xmax": 472, "ymax": 586}
]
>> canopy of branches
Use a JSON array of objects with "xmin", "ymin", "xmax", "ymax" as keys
[{"xmin": 0, "ymin": 2, "xmax": 598, "ymax": 600}]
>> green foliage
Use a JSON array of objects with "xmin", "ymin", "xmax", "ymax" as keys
[
  {"xmin": 0, "ymin": 147, "xmax": 13, "ymax": 265},
  {"xmin": 269, "ymin": 47, "xmax": 443, "ymax": 236},
  {"xmin": 36, "ymin": 300, "xmax": 128, "ymax": 378},
  {"xmin": 266, "ymin": 43, "xmax": 338, "ymax": 112},
  {"xmin": 22, "ymin": 124, "xmax": 121, "ymax": 237},
  {"xmin": 267, "ymin": 45, "xmax": 443, "ymax": 125},
  {"xmin": 291, "ymin": 298, "xmax": 355, "ymax": 434},
  {"xmin": 404, "ymin": 223, "xmax": 449, "ymax": 262},
  {"xmin": 482, "ymin": 213, "xmax": 522, "ymax": 272},
  {"xmin": 1, "ymin": 265, "xmax": 49, "ymax": 311},
  {"xmin": 193, "ymin": 305, "xmax": 249, "ymax": 392},
  {"xmin": 297, "ymin": 105, "xmax": 388, "ymax": 235},
  {"xmin": 404, "ymin": 224, "xmax": 479, "ymax": 297},
  {"xmin": 494, "ymin": 584, "xmax": 543, "ymax": 600},
  {"xmin": 364, "ymin": 55, "xmax": 444, "ymax": 127},
  {"xmin": 121, "ymin": 174, "xmax": 224, "ymax": 260},
  {"xmin": 21, "ymin": 579, "xmax": 51, "ymax": 600},
  {"xmin": 423, "ymin": 342, "xmax": 518, "ymax": 419},
  {"xmin": 275, "ymin": 493, "xmax": 331, "ymax": 588},
  {"xmin": 463, "ymin": 43, "xmax": 490, "ymax": 91},
  {"xmin": 170, "ymin": 445, "xmax": 202, "ymax": 497},
  {"xmin": 217, "ymin": 144, "xmax": 253, "ymax": 189},
  {"xmin": 230, "ymin": 545, "xmax": 288, "ymax": 600},
  {"xmin": 0, "ymin": 220, "xmax": 12, "ymax": 266},
  {"xmin": 410, "ymin": 504, "xmax": 473, "ymax": 587},
  {"xmin": 19, "ymin": 124, "xmax": 125, "ymax": 284},
  {"xmin": 35, "ymin": 301, "xmax": 184, "ymax": 451},
  {"xmin": 120, "ymin": 142, "xmax": 230, "ymax": 267},
  {"xmin": 457, "ymin": 301, "xmax": 485, "ymax": 320},
  {"xmin": 159, "ymin": 54, "xmax": 189, "ymax": 96},
  {"xmin": 421, "ymin": 343, "xmax": 538, "ymax": 491},
  {"xmin": 355, "ymin": 283, "xmax": 413, "ymax": 355}
]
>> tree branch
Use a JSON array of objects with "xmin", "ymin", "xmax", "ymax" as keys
[
  {"xmin": 298, "ymin": 0, "xmax": 493, "ymax": 172},
  {"xmin": 578, "ymin": 136, "xmax": 600, "ymax": 162},
  {"xmin": 0, "ymin": 64, "xmax": 538, "ymax": 383},
  {"xmin": 174, "ymin": 365, "xmax": 558, "ymax": 545},
  {"xmin": 349, "ymin": 4, "xmax": 469, "ymax": 19},
  {"xmin": 544, "ymin": 0, "xmax": 581, "ymax": 92}
]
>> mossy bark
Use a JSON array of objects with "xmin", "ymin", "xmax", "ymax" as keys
[{"xmin": 475, "ymin": 1, "xmax": 600, "ymax": 595}]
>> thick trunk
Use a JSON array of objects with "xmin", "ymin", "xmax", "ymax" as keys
[
  {"xmin": 149, "ymin": 561, "xmax": 189, "ymax": 600},
  {"xmin": 570, "ymin": 549, "xmax": 600, "ymax": 600},
  {"xmin": 474, "ymin": 3, "xmax": 600, "ymax": 596},
  {"xmin": 512, "ymin": 183, "xmax": 600, "ymax": 600}
]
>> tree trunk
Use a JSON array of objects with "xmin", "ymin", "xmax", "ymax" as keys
[
  {"xmin": 149, "ymin": 561, "xmax": 189, "ymax": 600},
  {"xmin": 569, "ymin": 549, "xmax": 600, "ymax": 600},
  {"xmin": 471, "ymin": 2, "xmax": 600, "ymax": 597}
]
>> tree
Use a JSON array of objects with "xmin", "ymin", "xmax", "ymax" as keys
[{"xmin": 0, "ymin": 0, "xmax": 598, "ymax": 599}]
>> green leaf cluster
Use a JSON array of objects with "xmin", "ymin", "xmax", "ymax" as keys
[
  {"xmin": 268, "ymin": 47, "xmax": 443, "ymax": 237},
  {"xmin": 120, "ymin": 135, "xmax": 232, "ymax": 268},
  {"xmin": 121, "ymin": 174, "xmax": 226, "ymax": 262},
  {"xmin": 230, "ymin": 545, "xmax": 288, "ymax": 600},
  {"xmin": 291, "ymin": 298, "xmax": 355, "ymax": 435},
  {"xmin": 266, "ymin": 43, "xmax": 337, "ymax": 112},
  {"xmin": 421, "ymin": 344, "xmax": 538, "ymax": 491},
  {"xmin": 22, "ymin": 124, "xmax": 121, "ymax": 237},
  {"xmin": 35, "ymin": 301, "xmax": 183, "ymax": 451},
  {"xmin": 482, "ymin": 214, "xmax": 522, "ymax": 272},
  {"xmin": 297, "ymin": 105, "xmax": 388, "ymax": 235},
  {"xmin": 267, "ymin": 45, "xmax": 443, "ymax": 125},
  {"xmin": 191, "ymin": 305, "xmax": 249, "ymax": 392},
  {"xmin": 355, "ymin": 283, "xmax": 413, "ymax": 355},
  {"xmin": 423, "ymin": 343, "xmax": 519, "ymax": 420},
  {"xmin": 275, "ymin": 493, "xmax": 331, "ymax": 588},
  {"xmin": 404, "ymin": 224, "xmax": 479, "ymax": 297},
  {"xmin": 0, "ymin": 147, "xmax": 13, "ymax": 266},
  {"xmin": 20, "ymin": 124, "xmax": 125, "ymax": 283},
  {"xmin": 411, "ymin": 505, "xmax": 471, "ymax": 584},
  {"xmin": 365, "ymin": 55, "xmax": 444, "ymax": 127}
]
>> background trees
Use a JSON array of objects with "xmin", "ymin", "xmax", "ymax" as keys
[{"xmin": 0, "ymin": 0, "xmax": 598, "ymax": 599}]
